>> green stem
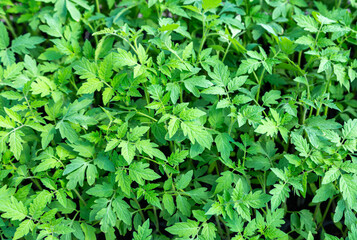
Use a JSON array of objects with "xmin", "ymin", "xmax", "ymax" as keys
[
  {"xmin": 324, "ymin": 79, "xmax": 332, "ymax": 117},
  {"xmin": 132, "ymin": 191, "xmax": 145, "ymax": 220},
  {"xmin": 1, "ymin": 12, "xmax": 17, "ymax": 38},
  {"xmin": 317, "ymin": 196, "xmax": 335, "ymax": 231},
  {"xmin": 95, "ymin": 0, "xmax": 101, "ymax": 13},
  {"xmin": 255, "ymin": 69, "xmax": 266, "ymax": 102},
  {"xmin": 222, "ymin": 42, "xmax": 232, "ymax": 62},
  {"xmin": 198, "ymin": 13, "xmax": 207, "ymax": 57},
  {"xmin": 73, "ymin": 189, "xmax": 87, "ymax": 206},
  {"xmin": 215, "ymin": 215, "xmax": 224, "ymax": 239},
  {"xmin": 32, "ymin": 178, "xmax": 43, "ymax": 191},
  {"xmin": 135, "ymin": 111, "xmax": 158, "ymax": 122},
  {"xmin": 227, "ymin": 116, "xmax": 234, "ymax": 135},
  {"xmin": 218, "ymin": 216, "xmax": 230, "ymax": 239},
  {"xmin": 153, "ymin": 207, "xmax": 160, "ymax": 233},
  {"xmin": 298, "ymin": 51, "xmax": 302, "ymax": 67}
]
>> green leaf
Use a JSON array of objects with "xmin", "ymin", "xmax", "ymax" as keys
[
  {"xmin": 129, "ymin": 162, "xmax": 160, "ymax": 185},
  {"xmin": 342, "ymin": 119, "xmax": 357, "ymax": 139},
  {"xmin": 159, "ymin": 23, "xmax": 180, "ymax": 32},
  {"xmin": 56, "ymin": 121, "xmax": 79, "ymax": 143},
  {"xmin": 116, "ymin": 172, "xmax": 131, "ymax": 195},
  {"xmin": 39, "ymin": 15, "xmax": 63, "ymax": 37},
  {"xmin": 237, "ymin": 58, "xmax": 261, "ymax": 75},
  {"xmin": 86, "ymin": 164, "xmax": 97, "ymax": 186},
  {"xmin": 339, "ymin": 174, "xmax": 357, "ymax": 207},
  {"xmin": 105, "ymin": 139, "xmax": 120, "ymax": 152},
  {"xmin": 40, "ymin": 125, "xmax": 55, "ymax": 149},
  {"xmin": 86, "ymin": 182, "xmax": 113, "ymax": 197},
  {"xmin": 262, "ymin": 90, "xmax": 281, "ymax": 106},
  {"xmin": 81, "ymin": 223, "xmax": 97, "ymax": 240},
  {"xmin": 166, "ymin": 220, "xmax": 199, "ymax": 237},
  {"xmin": 99, "ymin": 54, "xmax": 113, "ymax": 81},
  {"xmin": 270, "ymin": 183, "xmax": 290, "ymax": 211},
  {"xmin": 176, "ymin": 170, "xmax": 193, "ymax": 190},
  {"xmin": 13, "ymin": 219, "xmax": 34, "ymax": 240},
  {"xmin": 0, "ymin": 49, "xmax": 15, "ymax": 66},
  {"xmin": 168, "ymin": 117, "xmax": 180, "ymax": 138},
  {"xmin": 9, "ymin": 130, "xmax": 24, "ymax": 160},
  {"xmin": 215, "ymin": 133, "xmax": 233, "ymax": 161},
  {"xmin": 78, "ymin": 78, "xmax": 103, "ymax": 94},
  {"xmin": 0, "ymin": 196, "xmax": 28, "ymax": 221},
  {"xmin": 291, "ymin": 132, "xmax": 310, "ymax": 158},
  {"xmin": 133, "ymin": 219, "xmax": 152, "ymax": 240},
  {"xmin": 180, "ymin": 108, "xmax": 206, "ymax": 121},
  {"xmin": 312, "ymin": 183, "xmax": 336, "ymax": 203},
  {"xmin": 11, "ymin": 34, "xmax": 44, "ymax": 54},
  {"xmin": 202, "ymin": 222, "xmax": 217, "ymax": 240},
  {"xmin": 0, "ymin": 22, "xmax": 9, "ymax": 49},
  {"xmin": 29, "ymin": 190, "xmax": 52, "ymax": 219},
  {"xmin": 4, "ymin": 107, "xmax": 22, "ymax": 123},
  {"xmin": 117, "ymin": 48, "xmax": 137, "ymax": 67},
  {"xmin": 66, "ymin": 0, "xmax": 81, "ymax": 21},
  {"xmin": 201, "ymin": 86, "xmax": 226, "ymax": 95},
  {"xmin": 181, "ymin": 121, "xmax": 213, "ymax": 149},
  {"xmin": 293, "ymin": 15, "xmax": 319, "ymax": 32},
  {"xmin": 148, "ymin": 0, "xmax": 158, "ymax": 8},
  {"xmin": 176, "ymin": 195, "xmax": 191, "ymax": 216},
  {"xmin": 255, "ymin": 118, "xmax": 278, "ymax": 137},
  {"xmin": 202, "ymin": 0, "xmax": 222, "ymax": 11},
  {"xmin": 73, "ymin": 58, "xmax": 97, "ymax": 79},
  {"xmin": 112, "ymin": 197, "xmax": 131, "ymax": 225},
  {"xmin": 163, "ymin": 194, "xmax": 175, "ymax": 215},
  {"xmin": 322, "ymin": 166, "xmax": 340, "ymax": 184},
  {"xmin": 119, "ymin": 141, "xmax": 136, "ymax": 164},
  {"xmin": 129, "ymin": 126, "xmax": 150, "ymax": 141}
]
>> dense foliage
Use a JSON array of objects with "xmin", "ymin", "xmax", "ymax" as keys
[{"xmin": 1, "ymin": 0, "xmax": 357, "ymax": 239}]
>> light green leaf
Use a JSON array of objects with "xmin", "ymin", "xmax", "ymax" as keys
[
  {"xmin": 262, "ymin": 90, "xmax": 281, "ymax": 106},
  {"xmin": 163, "ymin": 194, "xmax": 175, "ymax": 215},
  {"xmin": 255, "ymin": 118, "xmax": 278, "ymax": 137},
  {"xmin": 176, "ymin": 170, "xmax": 193, "ymax": 190},
  {"xmin": 293, "ymin": 15, "xmax": 319, "ymax": 32},
  {"xmin": 0, "ymin": 196, "xmax": 28, "ymax": 221},
  {"xmin": 112, "ymin": 197, "xmax": 131, "ymax": 225},
  {"xmin": 9, "ymin": 130, "xmax": 24, "ymax": 160},
  {"xmin": 180, "ymin": 108, "xmax": 206, "ymax": 121},
  {"xmin": 73, "ymin": 58, "xmax": 97, "ymax": 79},
  {"xmin": 202, "ymin": 0, "xmax": 222, "ymax": 11},
  {"xmin": 4, "ymin": 107, "xmax": 22, "ymax": 123},
  {"xmin": 56, "ymin": 121, "xmax": 79, "ymax": 143},
  {"xmin": 66, "ymin": 0, "xmax": 81, "ymax": 21},
  {"xmin": 133, "ymin": 219, "xmax": 152, "ymax": 240},
  {"xmin": 291, "ymin": 132, "xmax": 310, "ymax": 158},
  {"xmin": 13, "ymin": 219, "xmax": 34, "ymax": 240},
  {"xmin": 166, "ymin": 220, "xmax": 199, "ymax": 237},
  {"xmin": 181, "ymin": 121, "xmax": 213, "ymax": 149},
  {"xmin": 29, "ymin": 190, "xmax": 52, "ymax": 219},
  {"xmin": 342, "ymin": 119, "xmax": 357, "ymax": 139},
  {"xmin": 129, "ymin": 162, "xmax": 160, "ymax": 185},
  {"xmin": 312, "ymin": 183, "xmax": 336, "ymax": 203},
  {"xmin": 322, "ymin": 166, "xmax": 340, "ymax": 184},
  {"xmin": 339, "ymin": 174, "xmax": 357, "ymax": 207},
  {"xmin": 117, "ymin": 48, "xmax": 137, "ymax": 66},
  {"xmin": 78, "ymin": 78, "xmax": 103, "ymax": 94},
  {"xmin": 168, "ymin": 117, "xmax": 180, "ymax": 138},
  {"xmin": 0, "ymin": 22, "xmax": 10, "ymax": 49},
  {"xmin": 215, "ymin": 133, "xmax": 233, "ymax": 161},
  {"xmin": 135, "ymin": 140, "xmax": 167, "ymax": 160},
  {"xmin": 270, "ymin": 183, "xmax": 290, "ymax": 211},
  {"xmin": 11, "ymin": 34, "xmax": 44, "ymax": 54}
]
